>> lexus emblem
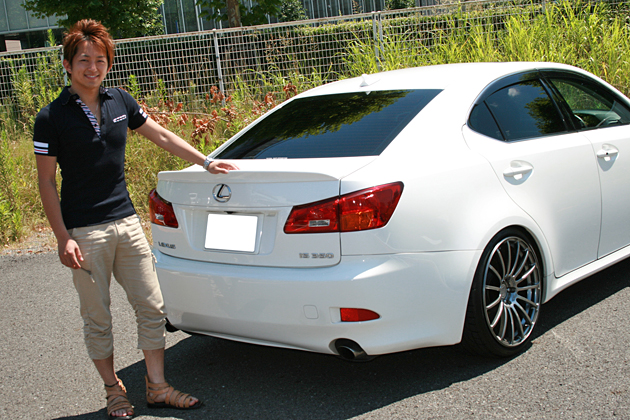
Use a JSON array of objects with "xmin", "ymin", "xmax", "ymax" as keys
[{"xmin": 212, "ymin": 184, "xmax": 232, "ymax": 203}]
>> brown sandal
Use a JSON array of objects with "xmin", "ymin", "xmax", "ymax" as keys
[
  {"xmin": 105, "ymin": 379, "xmax": 134, "ymax": 419},
  {"xmin": 145, "ymin": 376, "xmax": 202, "ymax": 410}
]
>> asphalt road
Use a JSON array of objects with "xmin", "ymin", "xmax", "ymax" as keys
[{"xmin": 1, "ymin": 252, "xmax": 629, "ymax": 420}]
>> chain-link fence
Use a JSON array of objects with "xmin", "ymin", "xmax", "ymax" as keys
[{"xmin": 0, "ymin": 0, "xmax": 626, "ymax": 114}]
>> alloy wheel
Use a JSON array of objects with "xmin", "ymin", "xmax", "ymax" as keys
[{"xmin": 482, "ymin": 236, "xmax": 541, "ymax": 348}]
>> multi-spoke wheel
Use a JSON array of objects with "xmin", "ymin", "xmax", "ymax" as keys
[{"xmin": 462, "ymin": 228, "xmax": 542, "ymax": 357}]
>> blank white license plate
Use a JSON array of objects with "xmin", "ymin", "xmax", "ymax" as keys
[{"xmin": 205, "ymin": 213, "xmax": 258, "ymax": 252}]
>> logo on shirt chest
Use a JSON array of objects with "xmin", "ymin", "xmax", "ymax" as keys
[{"xmin": 113, "ymin": 115, "xmax": 127, "ymax": 123}]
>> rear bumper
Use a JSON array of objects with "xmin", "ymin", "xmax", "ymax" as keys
[{"xmin": 153, "ymin": 249, "xmax": 481, "ymax": 356}]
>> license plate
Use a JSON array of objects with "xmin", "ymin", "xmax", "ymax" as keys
[{"xmin": 205, "ymin": 213, "xmax": 258, "ymax": 252}]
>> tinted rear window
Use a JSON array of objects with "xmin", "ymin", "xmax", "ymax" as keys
[{"xmin": 216, "ymin": 89, "xmax": 441, "ymax": 159}]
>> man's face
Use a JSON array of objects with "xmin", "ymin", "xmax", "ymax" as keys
[{"xmin": 63, "ymin": 41, "xmax": 111, "ymax": 92}]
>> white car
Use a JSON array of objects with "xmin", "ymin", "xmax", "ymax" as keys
[{"xmin": 150, "ymin": 62, "xmax": 630, "ymax": 359}]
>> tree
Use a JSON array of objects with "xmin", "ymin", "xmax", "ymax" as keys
[
  {"xmin": 278, "ymin": 0, "xmax": 307, "ymax": 22},
  {"xmin": 196, "ymin": 0, "xmax": 283, "ymax": 27},
  {"xmin": 23, "ymin": 0, "xmax": 164, "ymax": 39},
  {"xmin": 385, "ymin": 0, "xmax": 415, "ymax": 10},
  {"xmin": 226, "ymin": 0, "xmax": 241, "ymax": 27}
]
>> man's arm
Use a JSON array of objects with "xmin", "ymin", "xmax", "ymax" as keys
[
  {"xmin": 134, "ymin": 118, "xmax": 239, "ymax": 174},
  {"xmin": 35, "ymin": 155, "xmax": 84, "ymax": 269}
]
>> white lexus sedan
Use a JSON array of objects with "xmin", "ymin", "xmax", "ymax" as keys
[{"xmin": 149, "ymin": 62, "xmax": 630, "ymax": 360}]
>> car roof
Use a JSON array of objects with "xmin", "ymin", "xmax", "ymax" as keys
[{"xmin": 300, "ymin": 62, "xmax": 587, "ymax": 97}]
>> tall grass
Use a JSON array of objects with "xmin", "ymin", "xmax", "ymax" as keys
[
  {"xmin": 7, "ymin": 30, "xmax": 65, "ymax": 135},
  {"xmin": 0, "ymin": 130, "xmax": 25, "ymax": 243},
  {"xmin": 343, "ymin": 1, "xmax": 630, "ymax": 96},
  {"xmin": 2, "ymin": 0, "xmax": 629, "ymax": 247}
]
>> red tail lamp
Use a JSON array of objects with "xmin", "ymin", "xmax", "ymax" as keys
[
  {"xmin": 149, "ymin": 189, "xmax": 179, "ymax": 228},
  {"xmin": 284, "ymin": 182, "xmax": 403, "ymax": 234},
  {"xmin": 340, "ymin": 308, "xmax": 380, "ymax": 322}
]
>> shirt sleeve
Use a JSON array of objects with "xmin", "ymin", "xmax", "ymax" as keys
[
  {"xmin": 32, "ymin": 106, "xmax": 58, "ymax": 157},
  {"xmin": 118, "ymin": 88, "xmax": 148, "ymax": 130}
]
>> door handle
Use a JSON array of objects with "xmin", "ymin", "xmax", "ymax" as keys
[
  {"xmin": 596, "ymin": 146, "xmax": 619, "ymax": 159},
  {"xmin": 503, "ymin": 162, "xmax": 533, "ymax": 178}
]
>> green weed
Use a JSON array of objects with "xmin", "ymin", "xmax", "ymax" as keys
[{"xmin": 0, "ymin": 130, "xmax": 24, "ymax": 244}]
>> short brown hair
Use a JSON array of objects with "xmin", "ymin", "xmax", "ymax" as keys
[{"xmin": 63, "ymin": 19, "xmax": 115, "ymax": 68}]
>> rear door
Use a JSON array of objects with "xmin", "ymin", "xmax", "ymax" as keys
[{"xmin": 464, "ymin": 72, "xmax": 601, "ymax": 278}]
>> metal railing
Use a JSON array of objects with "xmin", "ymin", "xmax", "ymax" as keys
[{"xmin": 0, "ymin": 0, "xmax": 624, "ymax": 113}]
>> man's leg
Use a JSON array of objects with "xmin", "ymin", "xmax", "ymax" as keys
[
  {"xmin": 113, "ymin": 216, "xmax": 199, "ymax": 408},
  {"xmin": 93, "ymin": 354, "xmax": 118, "ymax": 385},
  {"xmin": 71, "ymin": 223, "xmax": 132, "ymax": 418},
  {"xmin": 143, "ymin": 348, "xmax": 200, "ymax": 407},
  {"xmin": 93, "ymin": 355, "xmax": 133, "ymax": 418},
  {"xmin": 143, "ymin": 348, "xmax": 165, "ymax": 384}
]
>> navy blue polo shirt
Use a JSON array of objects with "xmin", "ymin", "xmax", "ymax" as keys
[{"xmin": 33, "ymin": 86, "xmax": 148, "ymax": 229}]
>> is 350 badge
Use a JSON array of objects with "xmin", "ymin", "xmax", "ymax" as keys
[{"xmin": 299, "ymin": 253, "xmax": 334, "ymax": 259}]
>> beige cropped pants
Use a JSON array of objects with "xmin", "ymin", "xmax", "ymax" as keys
[{"xmin": 70, "ymin": 215, "xmax": 166, "ymax": 360}]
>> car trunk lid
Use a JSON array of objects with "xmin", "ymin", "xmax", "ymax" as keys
[{"xmin": 152, "ymin": 157, "xmax": 375, "ymax": 268}]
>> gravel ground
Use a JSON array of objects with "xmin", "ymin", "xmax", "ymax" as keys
[{"xmin": 1, "ymin": 228, "xmax": 56, "ymax": 256}]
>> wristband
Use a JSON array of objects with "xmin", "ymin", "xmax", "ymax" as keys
[{"xmin": 202, "ymin": 155, "xmax": 214, "ymax": 170}]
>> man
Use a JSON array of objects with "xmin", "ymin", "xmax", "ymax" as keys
[{"xmin": 33, "ymin": 19, "xmax": 237, "ymax": 419}]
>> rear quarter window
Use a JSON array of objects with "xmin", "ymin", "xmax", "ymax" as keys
[{"xmin": 216, "ymin": 89, "xmax": 441, "ymax": 159}]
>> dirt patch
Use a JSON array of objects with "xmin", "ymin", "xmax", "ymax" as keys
[{"xmin": 1, "ymin": 227, "xmax": 56, "ymax": 256}]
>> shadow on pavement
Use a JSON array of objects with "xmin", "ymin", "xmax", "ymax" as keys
[{"xmin": 52, "ymin": 257, "xmax": 630, "ymax": 420}]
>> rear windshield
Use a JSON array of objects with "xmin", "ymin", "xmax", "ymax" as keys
[{"xmin": 216, "ymin": 89, "xmax": 441, "ymax": 159}]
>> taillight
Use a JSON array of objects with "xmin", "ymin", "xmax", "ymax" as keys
[
  {"xmin": 284, "ymin": 182, "xmax": 403, "ymax": 234},
  {"xmin": 284, "ymin": 196, "xmax": 340, "ymax": 234},
  {"xmin": 149, "ymin": 189, "xmax": 179, "ymax": 228}
]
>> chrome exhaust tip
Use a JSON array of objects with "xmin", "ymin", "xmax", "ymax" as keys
[{"xmin": 334, "ymin": 338, "xmax": 374, "ymax": 362}]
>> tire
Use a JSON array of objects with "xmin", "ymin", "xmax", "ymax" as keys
[{"xmin": 462, "ymin": 228, "xmax": 543, "ymax": 357}]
